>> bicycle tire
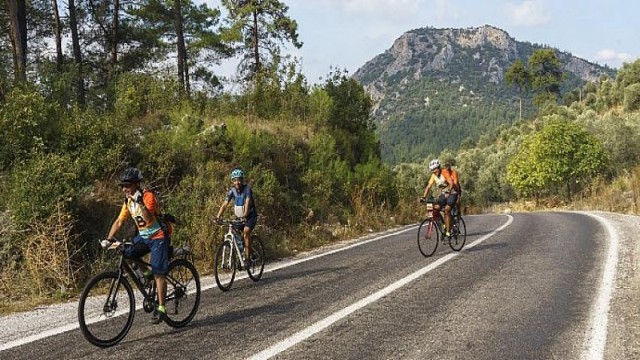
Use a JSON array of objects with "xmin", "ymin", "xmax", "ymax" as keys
[
  {"xmin": 417, "ymin": 218, "xmax": 439, "ymax": 257},
  {"xmin": 214, "ymin": 240, "xmax": 237, "ymax": 291},
  {"xmin": 78, "ymin": 272, "xmax": 135, "ymax": 347},
  {"xmin": 449, "ymin": 216, "xmax": 467, "ymax": 251},
  {"xmin": 163, "ymin": 259, "xmax": 201, "ymax": 328},
  {"xmin": 247, "ymin": 235, "xmax": 265, "ymax": 281}
]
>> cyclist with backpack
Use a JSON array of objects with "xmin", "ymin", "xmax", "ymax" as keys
[
  {"xmin": 215, "ymin": 168, "xmax": 258, "ymax": 267},
  {"xmin": 421, "ymin": 159, "xmax": 458, "ymax": 237},
  {"xmin": 105, "ymin": 167, "xmax": 170, "ymax": 324},
  {"xmin": 442, "ymin": 160, "xmax": 462, "ymax": 214}
]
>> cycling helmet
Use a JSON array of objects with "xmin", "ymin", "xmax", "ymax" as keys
[
  {"xmin": 429, "ymin": 159, "xmax": 441, "ymax": 171},
  {"xmin": 119, "ymin": 167, "xmax": 143, "ymax": 184},
  {"xmin": 230, "ymin": 168, "xmax": 244, "ymax": 180}
]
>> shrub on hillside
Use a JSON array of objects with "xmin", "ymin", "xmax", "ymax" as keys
[
  {"xmin": 0, "ymin": 86, "xmax": 59, "ymax": 171},
  {"xmin": 623, "ymin": 83, "xmax": 640, "ymax": 112}
]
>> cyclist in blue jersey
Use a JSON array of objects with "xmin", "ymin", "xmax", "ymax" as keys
[{"xmin": 216, "ymin": 168, "xmax": 258, "ymax": 266}]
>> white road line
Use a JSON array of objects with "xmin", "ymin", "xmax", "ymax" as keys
[
  {"xmin": 0, "ymin": 225, "xmax": 417, "ymax": 352},
  {"xmin": 249, "ymin": 215, "xmax": 514, "ymax": 360},
  {"xmin": 199, "ymin": 225, "xmax": 420, "ymax": 292},
  {"xmin": 580, "ymin": 212, "xmax": 620, "ymax": 360}
]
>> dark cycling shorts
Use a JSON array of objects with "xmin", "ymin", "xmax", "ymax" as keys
[
  {"xmin": 124, "ymin": 235, "xmax": 169, "ymax": 275},
  {"xmin": 232, "ymin": 214, "xmax": 258, "ymax": 233},
  {"xmin": 245, "ymin": 214, "xmax": 257, "ymax": 230},
  {"xmin": 438, "ymin": 193, "xmax": 459, "ymax": 209}
]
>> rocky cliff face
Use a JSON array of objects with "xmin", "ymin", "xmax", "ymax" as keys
[{"xmin": 352, "ymin": 25, "xmax": 615, "ymax": 164}]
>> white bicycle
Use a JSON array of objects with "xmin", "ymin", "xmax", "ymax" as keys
[{"xmin": 213, "ymin": 218, "xmax": 265, "ymax": 291}]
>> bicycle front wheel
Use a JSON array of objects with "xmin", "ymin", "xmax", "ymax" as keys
[
  {"xmin": 214, "ymin": 240, "xmax": 237, "ymax": 291},
  {"xmin": 449, "ymin": 216, "xmax": 467, "ymax": 251},
  {"xmin": 78, "ymin": 272, "xmax": 135, "ymax": 347},
  {"xmin": 417, "ymin": 219, "xmax": 439, "ymax": 257},
  {"xmin": 164, "ymin": 259, "xmax": 201, "ymax": 328},
  {"xmin": 247, "ymin": 235, "xmax": 265, "ymax": 281}
]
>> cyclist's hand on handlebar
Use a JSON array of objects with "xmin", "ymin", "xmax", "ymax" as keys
[{"xmin": 100, "ymin": 238, "xmax": 112, "ymax": 249}]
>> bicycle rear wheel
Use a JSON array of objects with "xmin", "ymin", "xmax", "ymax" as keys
[
  {"xmin": 449, "ymin": 216, "xmax": 467, "ymax": 251},
  {"xmin": 78, "ymin": 272, "xmax": 135, "ymax": 347},
  {"xmin": 214, "ymin": 240, "xmax": 237, "ymax": 291},
  {"xmin": 164, "ymin": 259, "xmax": 201, "ymax": 328},
  {"xmin": 417, "ymin": 219, "xmax": 439, "ymax": 257},
  {"xmin": 247, "ymin": 235, "xmax": 265, "ymax": 281}
]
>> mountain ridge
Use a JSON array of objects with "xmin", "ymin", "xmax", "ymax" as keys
[{"xmin": 352, "ymin": 25, "xmax": 615, "ymax": 164}]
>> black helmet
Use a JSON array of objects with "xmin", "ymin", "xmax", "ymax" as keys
[{"xmin": 119, "ymin": 167, "xmax": 143, "ymax": 185}]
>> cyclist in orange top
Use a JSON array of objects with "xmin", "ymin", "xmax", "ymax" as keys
[
  {"xmin": 442, "ymin": 161, "xmax": 461, "ymax": 212},
  {"xmin": 106, "ymin": 167, "xmax": 169, "ymax": 324},
  {"xmin": 422, "ymin": 159, "xmax": 458, "ymax": 237}
]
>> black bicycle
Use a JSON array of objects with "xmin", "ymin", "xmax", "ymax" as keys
[
  {"xmin": 78, "ymin": 239, "xmax": 201, "ymax": 347},
  {"xmin": 417, "ymin": 198, "xmax": 467, "ymax": 256}
]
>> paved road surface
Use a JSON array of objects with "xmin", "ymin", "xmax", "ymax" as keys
[{"xmin": 2, "ymin": 211, "xmax": 638, "ymax": 359}]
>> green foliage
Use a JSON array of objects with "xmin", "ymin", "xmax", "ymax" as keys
[
  {"xmin": 528, "ymin": 49, "xmax": 564, "ymax": 108},
  {"xmin": 322, "ymin": 69, "xmax": 379, "ymax": 166},
  {"xmin": 222, "ymin": 0, "xmax": 302, "ymax": 79},
  {"xmin": 0, "ymin": 86, "xmax": 59, "ymax": 170},
  {"xmin": 623, "ymin": 83, "xmax": 640, "ymax": 112},
  {"xmin": 616, "ymin": 59, "xmax": 640, "ymax": 91},
  {"xmin": 4, "ymin": 153, "xmax": 80, "ymax": 226},
  {"xmin": 505, "ymin": 59, "xmax": 530, "ymax": 94},
  {"xmin": 507, "ymin": 117, "xmax": 607, "ymax": 199},
  {"xmin": 114, "ymin": 73, "xmax": 182, "ymax": 120}
]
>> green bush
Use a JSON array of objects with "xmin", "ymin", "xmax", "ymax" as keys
[
  {"xmin": 5, "ymin": 153, "xmax": 80, "ymax": 227},
  {"xmin": 623, "ymin": 83, "xmax": 640, "ymax": 112},
  {"xmin": 0, "ymin": 86, "xmax": 59, "ymax": 170}
]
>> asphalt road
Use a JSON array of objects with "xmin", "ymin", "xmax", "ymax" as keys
[{"xmin": 0, "ymin": 212, "xmax": 624, "ymax": 359}]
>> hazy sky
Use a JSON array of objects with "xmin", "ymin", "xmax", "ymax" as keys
[{"xmin": 208, "ymin": 0, "xmax": 638, "ymax": 85}]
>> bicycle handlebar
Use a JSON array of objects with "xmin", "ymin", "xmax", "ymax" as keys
[
  {"xmin": 99, "ymin": 237, "xmax": 133, "ymax": 251},
  {"xmin": 214, "ymin": 218, "xmax": 246, "ymax": 226},
  {"xmin": 419, "ymin": 197, "xmax": 437, "ymax": 204}
]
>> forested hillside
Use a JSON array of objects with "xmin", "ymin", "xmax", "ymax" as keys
[
  {"xmin": 353, "ymin": 25, "xmax": 616, "ymax": 164},
  {"xmin": 394, "ymin": 59, "xmax": 640, "ymax": 214}
]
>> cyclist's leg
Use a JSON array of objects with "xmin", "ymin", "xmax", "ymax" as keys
[
  {"xmin": 445, "ymin": 193, "xmax": 458, "ymax": 235},
  {"xmin": 243, "ymin": 215, "xmax": 257, "ymax": 261},
  {"xmin": 147, "ymin": 236, "xmax": 169, "ymax": 310},
  {"xmin": 124, "ymin": 235, "xmax": 150, "ymax": 271}
]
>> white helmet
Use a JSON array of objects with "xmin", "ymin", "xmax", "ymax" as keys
[{"xmin": 429, "ymin": 159, "xmax": 441, "ymax": 171}]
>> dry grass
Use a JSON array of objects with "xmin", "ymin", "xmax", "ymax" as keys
[
  {"xmin": 0, "ymin": 204, "xmax": 86, "ymax": 314},
  {"xmin": 486, "ymin": 166, "xmax": 640, "ymax": 216}
]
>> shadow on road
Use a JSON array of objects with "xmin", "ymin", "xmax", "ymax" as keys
[
  {"xmin": 260, "ymin": 265, "xmax": 350, "ymax": 284},
  {"xmin": 465, "ymin": 242, "xmax": 509, "ymax": 253}
]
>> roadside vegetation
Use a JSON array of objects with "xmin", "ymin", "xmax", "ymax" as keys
[{"xmin": 1, "ymin": 0, "xmax": 639, "ymax": 314}]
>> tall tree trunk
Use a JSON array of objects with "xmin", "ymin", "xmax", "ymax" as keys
[
  {"xmin": 251, "ymin": 8, "xmax": 260, "ymax": 77},
  {"xmin": 173, "ymin": 0, "xmax": 187, "ymax": 95},
  {"xmin": 51, "ymin": 0, "xmax": 63, "ymax": 71},
  {"xmin": 518, "ymin": 96, "xmax": 522, "ymax": 122},
  {"xmin": 7, "ymin": 0, "xmax": 27, "ymax": 83},
  {"xmin": 110, "ymin": 0, "xmax": 119, "ymax": 68},
  {"xmin": 68, "ymin": 0, "xmax": 86, "ymax": 106}
]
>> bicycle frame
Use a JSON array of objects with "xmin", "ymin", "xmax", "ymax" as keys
[
  {"xmin": 219, "ymin": 221, "xmax": 247, "ymax": 268},
  {"xmin": 424, "ymin": 201, "xmax": 445, "ymax": 239}
]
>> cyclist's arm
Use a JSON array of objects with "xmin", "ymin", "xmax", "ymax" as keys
[
  {"xmin": 243, "ymin": 196, "xmax": 251, "ymax": 218},
  {"xmin": 107, "ymin": 204, "xmax": 129, "ymax": 239},
  {"xmin": 422, "ymin": 175, "xmax": 435, "ymax": 198},
  {"xmin": 216, "ymin": 199, "xmax": 231, "ymax": 218},
  {"xmin": 107, "ymin": 218, "xmax": 125, "ymax": 239}
]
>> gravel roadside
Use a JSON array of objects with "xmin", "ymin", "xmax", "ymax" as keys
[{"xmin": 595, "ymin": 211, "xmax": 640, "ymax": 359}]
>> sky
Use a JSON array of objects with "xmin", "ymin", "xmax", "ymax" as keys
[{"xmin": 208, "ymin": 0, "xmax": 639, "ymax": 85}]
